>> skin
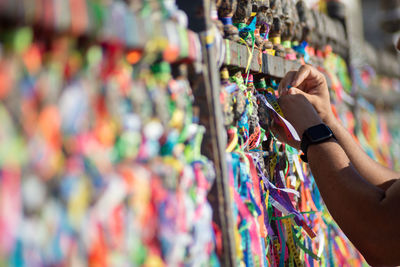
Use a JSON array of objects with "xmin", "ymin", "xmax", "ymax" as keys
[{"xmin": 274, "ymin": 65, "xmax": 400, "ymax": 266}]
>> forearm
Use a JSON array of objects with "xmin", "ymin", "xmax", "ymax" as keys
[
  {"xmin": 307, "ymin": 141, "xmax": 395, "ymax": 265},
  {"xmin": 327, "ymin": 118, "xmax": 399, "ymax": 189},
  {"xmin": 279, "ymin": 66, "xmax": 400, "ymax": 264}
]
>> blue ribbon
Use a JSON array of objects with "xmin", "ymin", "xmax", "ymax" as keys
[{"xmin": 220, "ymin": 17, "xmax": 233, "ymax": 25}]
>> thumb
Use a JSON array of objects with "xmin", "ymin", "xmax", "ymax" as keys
[{"xmin": 288, "ymin": 87, "xmax": 317, "ymax": 105}]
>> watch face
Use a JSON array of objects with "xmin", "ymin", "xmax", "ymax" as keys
[{"xmin": 306, "ymin": 124, "xmax": 333, "ymax": 142}]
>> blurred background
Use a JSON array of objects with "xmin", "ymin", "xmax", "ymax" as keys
[{"xmin": 0, "ymin": 0, "xmax": 399, "ymax": 266}]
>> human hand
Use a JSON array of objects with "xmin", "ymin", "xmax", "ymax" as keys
[
  {"xmin": 271, "ymin": 113, "xmax": 301, "ymax": 150},
  {"xmin": 272, "ymin": 89, "xmax": 323, "ymax": 150},
  {"xmin": 278, "ymin": 65, "xmax": 337, "ymax": 127}
]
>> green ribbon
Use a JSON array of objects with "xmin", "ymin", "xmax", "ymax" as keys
[
  {"xmin": 282, "ymin": 41, "xmax": 291, "ymax": 49},
  {"xmin": 271, "ymin": 211, "xmax": 316, "ymax": 221},
  {"xmin": 294, "ymin": 232, "xmax": 321, "ymax": 261},
  {"xmin": 277, "ymin": 220, "xmax": 286, "ymax": 267},
  {"xmin": 178, "ymin": 25, "xmax": 189, "ymax": 59},
  {"xmin": 234, "ymin": 23, "xmax": 251, "ymax": 41},
  {"xmin": 230, "ymin": 75, "xmax": 254, "ymax": 115},
  {"xmin": 254, "ymin": 80, "xmax": 267, "ymax": 90},
  {"xmin": 225, "ymin": 39, "xmax": 231, "ymax": 65}
]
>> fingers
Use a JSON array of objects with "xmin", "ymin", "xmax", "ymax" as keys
[
  {"xmin": 291, "ymin": 65, "xmax": 312, "ymax": 88},
  {"xmin": 281, "ymin": 65, "xmax": 326, "ymax": 96},
  {"xmin": 271, "ymin": 116, "xmax": 286, "ymax": 140},
  {"xmin": 291, "ymin": 64, "xmax": 326, "ymax": 90},
  {"xmin": 286, "ymin": 87, "xmax": 317, "ymax": 106},
  {"xmin": 278, "ymin": 71, "xmax": 297, "ymax": 96},
  {"xmin": 270, "ymin": 119, "xmax": 281, "ymax": 136},
  {"xmin": 271, "ymin": 114, "xmax": 301, "ymax": 149}
]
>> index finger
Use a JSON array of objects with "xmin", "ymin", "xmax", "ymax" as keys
[
  {"xmin": 291, "ymin": 65, "xmax": 319, "ymax": 88},
  {"xmin": 278, "ymin": 71, "xmax": 297, "ymax": 96}
]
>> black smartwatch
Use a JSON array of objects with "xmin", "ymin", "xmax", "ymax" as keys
[{"xmin": 300, "ymin": 123, "xmax": 336, "ymax": 162}]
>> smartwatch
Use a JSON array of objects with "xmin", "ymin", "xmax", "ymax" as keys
[{"xmin": 300, "ymin": 123, "xmax": 336, "ymax": 162}]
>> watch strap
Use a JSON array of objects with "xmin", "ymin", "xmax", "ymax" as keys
[
  {"xmin": 300, "ymin": 134, "xmax": 310, "ymax": 162},
  {"xmin": 300, "ymin": 124, "xmax": 336, "ymax": 163}
]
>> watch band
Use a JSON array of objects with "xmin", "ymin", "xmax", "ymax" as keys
[
  {"xmin": 300, "ymin": 135, "xmax": 311, "ymax": 162},
  {"xmin": 300, "ymin": 124, "xmax": 336, "ymax": 163}
]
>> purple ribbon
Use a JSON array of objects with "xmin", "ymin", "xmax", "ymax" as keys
[
  {"xmin": 262, "ymin": 23, "xmax": 270, "ymax": 40},
  {"xmin": 256, "ymin": 162, "xmax": 303, "ymax": 227}
]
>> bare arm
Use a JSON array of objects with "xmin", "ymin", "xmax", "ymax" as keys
[
  {"xmin": 277, "ymin": 93, "xmax": 400, "ymax": 266},
  {"xmin": 328, "ymin": 118, "xmax": 399, "ymax": 189},
  {"xmin": 308, "ymin": 139, "xmax": 400, "ymax": 266}
]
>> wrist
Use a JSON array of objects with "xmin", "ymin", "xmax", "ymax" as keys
[
  {"xmin": 323, "ymin": 115, "xmax": 339, "ymax": 129},
  {"xmin": 298, "ymin": 119, "xmax": 323, "ymax": 138},
  {"xmin": 307, "ymin": 137, "xmax": 338, "ymax": 161},
  {"xmin": 300, "ymin": 123, "xmax": 336, "ymax": 162}
]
